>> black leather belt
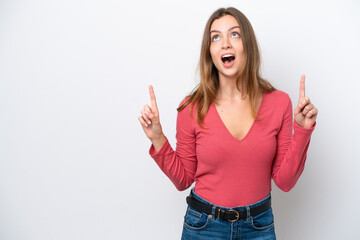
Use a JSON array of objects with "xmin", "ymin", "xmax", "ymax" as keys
[{"xmin": 186, "ymin": 193, "xmax": 271, "ymax": 222}]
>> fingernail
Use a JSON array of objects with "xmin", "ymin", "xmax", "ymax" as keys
[
  {"xmin": 145, "ymin": 123, "xmax": 148, "ymax": 127},
  {"xmin": 302, "ymin": 99, "xmax": 306, "ymax": 104},
  {"xmin": 147, "ymin": 120, "xmax": 151, "ymax": 124},
  {"xmin": 145, "ymin": 111, "xmax": 149, "ymax": 116}
]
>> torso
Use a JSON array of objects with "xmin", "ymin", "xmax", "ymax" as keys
[{"xmin": 214, "ymin": 91, "xmax": 263, "ymax": 141}]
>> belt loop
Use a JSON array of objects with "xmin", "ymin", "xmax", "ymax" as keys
[
  {"xmin": 246, "ymin": 206, "xmax": 251, "ymax": 220},
  {"xmin": 211, "ymin": 206, "xmax": 216, "ymax": 220}
]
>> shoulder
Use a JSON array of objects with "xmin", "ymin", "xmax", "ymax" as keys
[
  {"xmin": 179, "ymin": 95, "xmax": 191, "ymax": 106},
  {"xmin": 265, "ymin": 89, "xmax": 291, "ymax": 105},
  {"xmin": 176, "ymin": 96, "xmax": 197, "ymax": 131},
  {"xmin": 262, "ymin": 89, "xmax": 293, "ymax": 118},
  {"xmin": 177, "ymin": 95, "xmax": 196, "ymax": 119},
  {"xmin": 178, "ymin": 95, "xmax": 195, "ymax": 110},
  {"xmin": 266, "ymin": 89, "xmax": 290, "ymax": 99}
]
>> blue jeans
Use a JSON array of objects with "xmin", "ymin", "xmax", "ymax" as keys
[{"xmin": 181, "ymin": 188, "xmax": 276, "ymax": 240}]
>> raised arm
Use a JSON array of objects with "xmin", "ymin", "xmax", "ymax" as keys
[
  {"xmin": 272, "ymin": 75, "xmax": 318, "ymax": 191},
  {"xmin": 145, "ymin": 95, "xmax": 197, "ymax": 191}
]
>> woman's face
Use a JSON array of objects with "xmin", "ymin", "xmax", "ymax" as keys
[{"xmin": 209, "ymin": 15, "xmax": 245, "ymax": 80}]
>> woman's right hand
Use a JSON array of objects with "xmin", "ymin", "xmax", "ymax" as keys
[{"xmin": 138, "ymin": 85, "xmax": 165, "ymax": 142}]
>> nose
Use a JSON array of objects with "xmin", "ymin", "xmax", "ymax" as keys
[{"xmin": 222, "ymin": 36, "xmax": 232, "ymax": 49}]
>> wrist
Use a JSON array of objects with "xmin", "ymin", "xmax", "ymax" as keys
[
  {"xmin": 151, "ymin": 133, "xmax": 166, "ymax": 153},
  {"xmin": 151, "ymin": 132, "xmax": 165, "ymax": 142}
]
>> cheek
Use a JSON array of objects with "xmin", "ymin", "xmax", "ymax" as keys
[
  {"xmin": 210, "ymin": 54, "xmax": 216, "ymax": 64},
  {"xmin": 232, "ymin": 39, "xmax": 244, "ymax": 50},
  {"xmin": 233, "ymin": 44, "xmax": 245, "ymax": 61},
  {"xmin": 209, "ymin": 47, "xmax": 219, "ymax": 63},
  {"xmin": 209, "ymin": 52, "xmax": 216, "ymax": 64}
]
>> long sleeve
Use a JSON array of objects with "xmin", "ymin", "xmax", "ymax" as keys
[
  {"xmin": 148, "ymin": 99, "xmax": 197, "ymax": 191},
  {"xmin": 271, "ymin": 95, "xmax": 316, "ymax": 192}
]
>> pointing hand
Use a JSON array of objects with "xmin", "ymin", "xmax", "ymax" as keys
[
  {"xmin": 294, "ymin": 75, "xmax": 318, "ymax": 129},
  {"xmin": 138, "ymin": 85, "xmax": 164, "ymax": 141}
]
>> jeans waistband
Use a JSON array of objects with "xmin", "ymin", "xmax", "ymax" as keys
[{"xmin": 190, "ymin": 187, "xmax": 271, "ymax": 211}]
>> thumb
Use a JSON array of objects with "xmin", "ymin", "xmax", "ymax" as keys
[{"xmin": 147, "ymin": 108, "xmax": 159, "ymax": 123}]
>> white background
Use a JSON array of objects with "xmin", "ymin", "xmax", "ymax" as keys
[{"xmin": 0, "ymin": 0, "xmax": 359, "ymax": 239}]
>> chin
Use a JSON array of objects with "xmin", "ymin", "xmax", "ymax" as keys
[{"xmin": 219, "ymin": 69, "xmax": 240, "ymax": 79}]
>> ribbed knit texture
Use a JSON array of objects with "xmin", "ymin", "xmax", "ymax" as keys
[{"xmin": 149, "ymin": 90, "xmax": 316, "ymax": 208}]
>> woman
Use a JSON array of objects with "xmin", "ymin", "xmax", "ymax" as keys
[{"xmin": 138, "ymin": 7, "xmax": 318, "ymax": 240}]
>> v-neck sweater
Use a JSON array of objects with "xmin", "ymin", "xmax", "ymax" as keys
[{"xmin": 149, "ymin": 89, "xmax": 316, "ymax": 208}]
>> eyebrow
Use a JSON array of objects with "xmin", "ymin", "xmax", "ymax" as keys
[{"xmin": 210, "ymin": 26, "xmax": 241, "ymax": 34}]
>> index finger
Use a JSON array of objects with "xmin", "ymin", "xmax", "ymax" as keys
[
  {"xmin": 299, "ymin": 74, "xmax": 305, "ymax": 101},
  {"xmin": 149, "ymin": 85, "xmax": 158, "ymax": 111}
]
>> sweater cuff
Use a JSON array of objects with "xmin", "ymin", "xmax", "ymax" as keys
[
  {"xmin": 149, "ymin": 136, "xmax": 171, "ymax": 157},
  {"xmin": 293, "ymin": 120, "xmax": 316, "ymax": 136}
]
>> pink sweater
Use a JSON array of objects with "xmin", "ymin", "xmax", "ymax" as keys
[{"xmin": 149, "ymin": 89, "xmax": 316, "ymax": 208}]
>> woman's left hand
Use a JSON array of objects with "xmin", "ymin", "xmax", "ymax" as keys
[{"xmin": 294, "ymin": 74, "xmax": 318, "ymax": 129}]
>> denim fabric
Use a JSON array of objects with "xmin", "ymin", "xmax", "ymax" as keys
[{"xmin": 181, "ymin": 187, "xmax": 276, "ymax": 240}]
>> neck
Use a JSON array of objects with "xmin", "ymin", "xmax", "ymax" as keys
[{"xmin": 216, "ymin": 74, "xmax": 246, "ymax": 102}]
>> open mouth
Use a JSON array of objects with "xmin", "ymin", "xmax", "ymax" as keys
[{"xmin": 221, "ymin": 54, "xmax": 235, "ymax": 64}]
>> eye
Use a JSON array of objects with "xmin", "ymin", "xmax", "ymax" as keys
[
  {"xmin": 211, "ymin": 35, "xmax": 220, "ymax": 41},
  {"xmin": 232, "ymin": 32, "xmax": 240, "ymax": 38}
]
